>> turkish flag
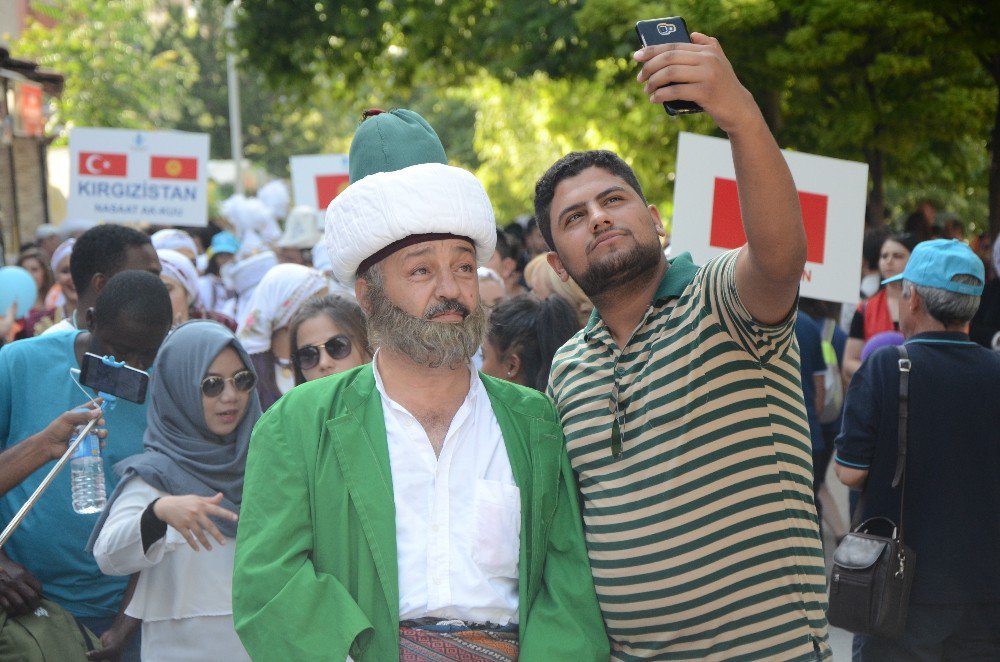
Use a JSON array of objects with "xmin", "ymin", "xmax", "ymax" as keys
[
  {"xmin": 150, "ymin": 156, "xmax": 198, "ymax": 180},
  {"xmin": 78, "ymin": 152, "xmax": 127, "ymax": 177},
  {"xmin": 709, "ymin": 177, "xmax": 828, "ymax": 264},
  {"xmin": 315, "ymin": 174, "xmax": 350, "ymax": 210}
]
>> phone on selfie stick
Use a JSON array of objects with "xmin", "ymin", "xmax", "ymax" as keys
[
  {"xmin": 635, "ymin": 17, "xmax": 704, "ymax": 116},
  {"xmin": 79, "ymin": 353, "xmax": 150, "ymax": 404}
]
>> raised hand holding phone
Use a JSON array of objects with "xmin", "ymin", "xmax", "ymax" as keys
[{"xmin": 634, "ymin": 31, "xmax": 761, "ymax": 135}]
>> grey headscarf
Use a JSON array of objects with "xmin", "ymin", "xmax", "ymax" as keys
[{"xmin": 88, "ymin": 320, "xmax": 262, "ymax": 550}]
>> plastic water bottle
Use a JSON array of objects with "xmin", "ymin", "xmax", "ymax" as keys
[{"xmin": 70, "ymin": 422, "xmax": 106, "ymax": 515}]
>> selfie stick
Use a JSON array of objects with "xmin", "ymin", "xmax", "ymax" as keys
[{"xmin": 0, "ymin": 403, "xmax": 108, "ymax": 550}]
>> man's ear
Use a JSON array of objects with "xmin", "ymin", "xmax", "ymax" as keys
[
  {"xmin": 500, "ymin": 256, "xmax": 517, "ymax": 280},
  {"xmin": 907, "ymin": 286, "xmax": 922, "ymax": 315},
  {"xmin": 90, "ymin": 272, "xmax": 107, "ymax": 297},
  {"xmin": 546, "ymin": 251, "xmax": 571, "ymax": 283},
  {"xmin": 355, "ymin": 278, "xmax": 372, "ymax": 315},
  {"xmin": 648, "ymin": 205, "xmax": 666, "ymax": 238},
  {"xmin": 84, "ymin": 307, "xmax": 97, "ymax": 332}
]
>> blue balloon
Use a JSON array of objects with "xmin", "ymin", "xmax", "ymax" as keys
[{"xmin": 0, "ymin": 266, "xmax": 38, "ymax": 320}]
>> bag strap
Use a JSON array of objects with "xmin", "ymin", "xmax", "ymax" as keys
[
  {"xmin": 894, "ymin": 344, "xmax": 909, "ymax": 545},
  {"xmin": 849, "ymin": 344, "xmax": 910, "ymax": 535}
]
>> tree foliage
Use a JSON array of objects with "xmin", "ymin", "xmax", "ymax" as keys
[{"xmin": 15, "ymin": 0, "xmax": 199, "ymax": 131}]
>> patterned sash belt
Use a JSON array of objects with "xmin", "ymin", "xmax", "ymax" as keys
[{"xmin": 398, "ymin": 619, "xmax": 519, "ymax": 661}]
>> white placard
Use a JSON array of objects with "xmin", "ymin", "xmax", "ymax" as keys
[
  {"xmin": 290, "ymin": 154, "xmax": 350, "ymax": 213},
  {"xmin": 671, "ymin": 132, "xmax": 868, "ymax": 304},
  {"xmin": 67, "ymin": 128, "xmax": 210, "ymax": 227}
]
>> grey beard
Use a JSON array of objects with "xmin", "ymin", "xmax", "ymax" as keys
[
  {"xmin": 365, "ymin": 282, "xmax": 487, "ymax": 369},
  {"xmin": 573, "ymin": 233, "xmax": 664, "ymax": 297}
]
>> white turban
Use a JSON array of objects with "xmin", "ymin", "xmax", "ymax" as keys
[
  {"xmin": 151, "ymin": 229, "xmax": 199, "ymax": 257},
  {"xmin": 224, "ymin": 195, "xmax": 281, "ymax": 246},
  {"xmin": 258, "ymin": 180, "xmax": 291, "ymax": 220},
  {"xmin": 324, "ymin": 162, "xmax": 496, "ymax": 285},
  {"xmin": 157, "ymin": 248, "xmax": 200, "ymax": 307}
]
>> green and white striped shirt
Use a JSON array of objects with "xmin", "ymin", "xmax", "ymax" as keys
[{"xmin": 549, "ymin": 249, "xmax": 830, "ymax": 661}]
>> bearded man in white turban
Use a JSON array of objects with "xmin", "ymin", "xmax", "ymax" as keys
[{"xmin": 233, "ymin": 110, "xmax": 607, "ymax": 662}]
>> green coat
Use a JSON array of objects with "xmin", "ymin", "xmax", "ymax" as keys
[{"xmin": 233, "ymin": 365, "xmax": 609, "ymax": 661}]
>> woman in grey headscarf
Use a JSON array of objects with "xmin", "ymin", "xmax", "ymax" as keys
[{"xmin": 90, "ymin": 320, "xmax": 261, "ymax": 662}]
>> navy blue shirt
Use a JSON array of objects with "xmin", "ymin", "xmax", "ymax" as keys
[
  {"xmin": 835, "ymin": 332, "xmax": 1000, "ymax": 604},
  {"xmin": 794, "ymin": 310, "xmax": 826, "ymax": 451}
]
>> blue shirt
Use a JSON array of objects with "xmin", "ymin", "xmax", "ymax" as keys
[
  {"xmin": 794, "ymin": 310, "xmax": 826, "ymax": 451},
  {"xmin": 0, "ymin": 331, "xmax": 148, "ymax": 617},
  {"xmin": 835, "ymin": 332, "xmax": 1000, "ymax": 604}
]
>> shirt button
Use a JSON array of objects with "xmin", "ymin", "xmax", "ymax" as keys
[{"xmin": 432, "ymin": 524, "xmax": 440, "ymax": 533}]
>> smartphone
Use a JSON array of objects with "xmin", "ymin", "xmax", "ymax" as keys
[
  {"xmin": 79, "ymin": 353, "xmax": 150, "ymax": 404},
  {"xmin": 635, "ymin": 17, "xmax": 704, "ymax": 116}
]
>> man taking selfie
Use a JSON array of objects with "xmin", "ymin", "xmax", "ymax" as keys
[{"xmin": 538, "ymin": 31, "xmax": 830, "ymax": 660}]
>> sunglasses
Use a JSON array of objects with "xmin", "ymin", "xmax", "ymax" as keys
[
  {"xmin": 292, "ymin": 335, "xmax": 353, "ymax": 371},
  {"xmin": 201, "ymin": 370, "xmax": 257, "ymax": 398}
]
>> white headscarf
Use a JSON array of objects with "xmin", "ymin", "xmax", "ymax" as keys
[
  {"xmin": 157, "ymin": 248, "xmax": 200, "ymax": 307},
  {"xmin": 50, "ymin": 238, "xmax": 75, "ymax": 272},
  {"xmin": 236, "ymin": 263, "xmax": 327, "ymax": 354},
  {"xmin": 151, "ymin": 229, "xmax": 199, "ymax": 257}
]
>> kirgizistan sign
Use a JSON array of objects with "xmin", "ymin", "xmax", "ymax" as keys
[
  {"xmin": 67, "ymin": 128, "xmax": 210, "ymax": 227},
  {"xmin": 289, "ymin": 154, "xmax": 350, "ymax": 214},
  {"xmin": 671, "ymin": 132, "xmax": 869, "ymax": 305}
]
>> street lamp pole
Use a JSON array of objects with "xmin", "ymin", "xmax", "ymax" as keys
[{"xmin": 223, "ymin": 0, "xmax": 244, "ymax": 195}]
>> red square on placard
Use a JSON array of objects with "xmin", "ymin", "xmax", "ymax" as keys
[
  {"xmin": 315, "ymin": 174, "xmax": 350, "ymax": 210},
  {"xmin": 709, "ymin": 177, "xmax": 828, "ymax": 264}
]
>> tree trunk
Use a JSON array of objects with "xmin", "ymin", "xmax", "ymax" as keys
[
  {"xmin": 864, "ymin": 147, "xmax": 885, "ymax": 227},
  {"xmin": 989, "ymin": 77, "xmax": 1000, "ymax": 241}
]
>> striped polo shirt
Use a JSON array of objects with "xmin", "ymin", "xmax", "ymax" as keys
[{"xmin": 549, "ymin": 249, "xmax": 830, "ymax": 661}]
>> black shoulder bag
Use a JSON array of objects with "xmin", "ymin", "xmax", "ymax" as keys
[{"xmin": 827, "ymin": 345, "xmax": 916, "ymax": 639}]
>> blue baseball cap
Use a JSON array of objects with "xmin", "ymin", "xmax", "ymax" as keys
[
  {"xmin": 207, "ymin": 231, "xmax": 239, "ymax": 259},
  {"xmin": 881, "ymin": 238, "xmax": 984, "ymax": 296}
]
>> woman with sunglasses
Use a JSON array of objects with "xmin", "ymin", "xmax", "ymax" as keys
[
  {"xmin": 288, "ymin": 294, "xmax": 372, "ymax": 384},
  {"xmin": 89, "ymin": 320, "xmax": 261, "ymax": 662}
]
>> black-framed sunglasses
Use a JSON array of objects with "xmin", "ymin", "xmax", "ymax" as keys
[
  {"xmin": 292, "ymin": 335, "xmax": 353, "ymax": 371},
  {"xmin": 201, "ymin": 370, "xmax": 257, "ymax": 398}
]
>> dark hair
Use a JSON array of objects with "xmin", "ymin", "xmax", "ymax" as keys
[
  {"xmin": 884, "ymin": 232, "xmax": 919, "ymax": 255},
  {"xmin": 494, "ymin": 229, "xmax": 515, "ymax": 261},
  {"xmin": 862, "ymin": 227, "xmax": 889, "ymax": 270},
  {"xmin": 93, "ymin": 270, "xmax": 172, "ymax": 330},
  {"xmin": 533, "ymin": 150, "xmax": 647, "ymax": 251},
  {"xmin": 288, "ymin": 294, "xmax": 372, "ymax": 385},
  {"xmin": 16, "ymin": 247, "xmax": 55, "ymax": 301},
  {"xmin": 71, "ymin": 224, "xmax": 153, "ymax": 295},
  {"xmin": 486, "ymin": 294, "xmax": 581, "ymax": 392}
]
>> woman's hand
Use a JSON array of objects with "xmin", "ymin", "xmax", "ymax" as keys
[{"xmin": 152, "ymin": 492, "xmax": 237, "ymax": 552}]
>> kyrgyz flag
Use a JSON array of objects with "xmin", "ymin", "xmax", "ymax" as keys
[
  {"xmin": 78, "ymin": 152, "xmax": 127, "ymax": 177},
  {"xmin": 150, "ymin": 156, "xmax": 198, "ymax": 180}
]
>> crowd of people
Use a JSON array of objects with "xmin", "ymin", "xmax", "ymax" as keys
[{"xmin": 1, "ymin": 29, "xmax": 998, "ymax": 662}]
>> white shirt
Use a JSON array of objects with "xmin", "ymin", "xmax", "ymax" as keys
[
  {"xmin": 93, "ymin": 478, "xmax": 250, "ymax": 662},
  {"xmin": 41, "ymin": 317, "xmax": 75, "ymax": 335},
  {"xmin": 373, "ymin": 354, "xmax": 521, "ymax": 625}
]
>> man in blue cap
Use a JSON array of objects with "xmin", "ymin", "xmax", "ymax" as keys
[{"xmin": 835, "ymin": 239, "xmax": 1000, "ymax": 660}]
